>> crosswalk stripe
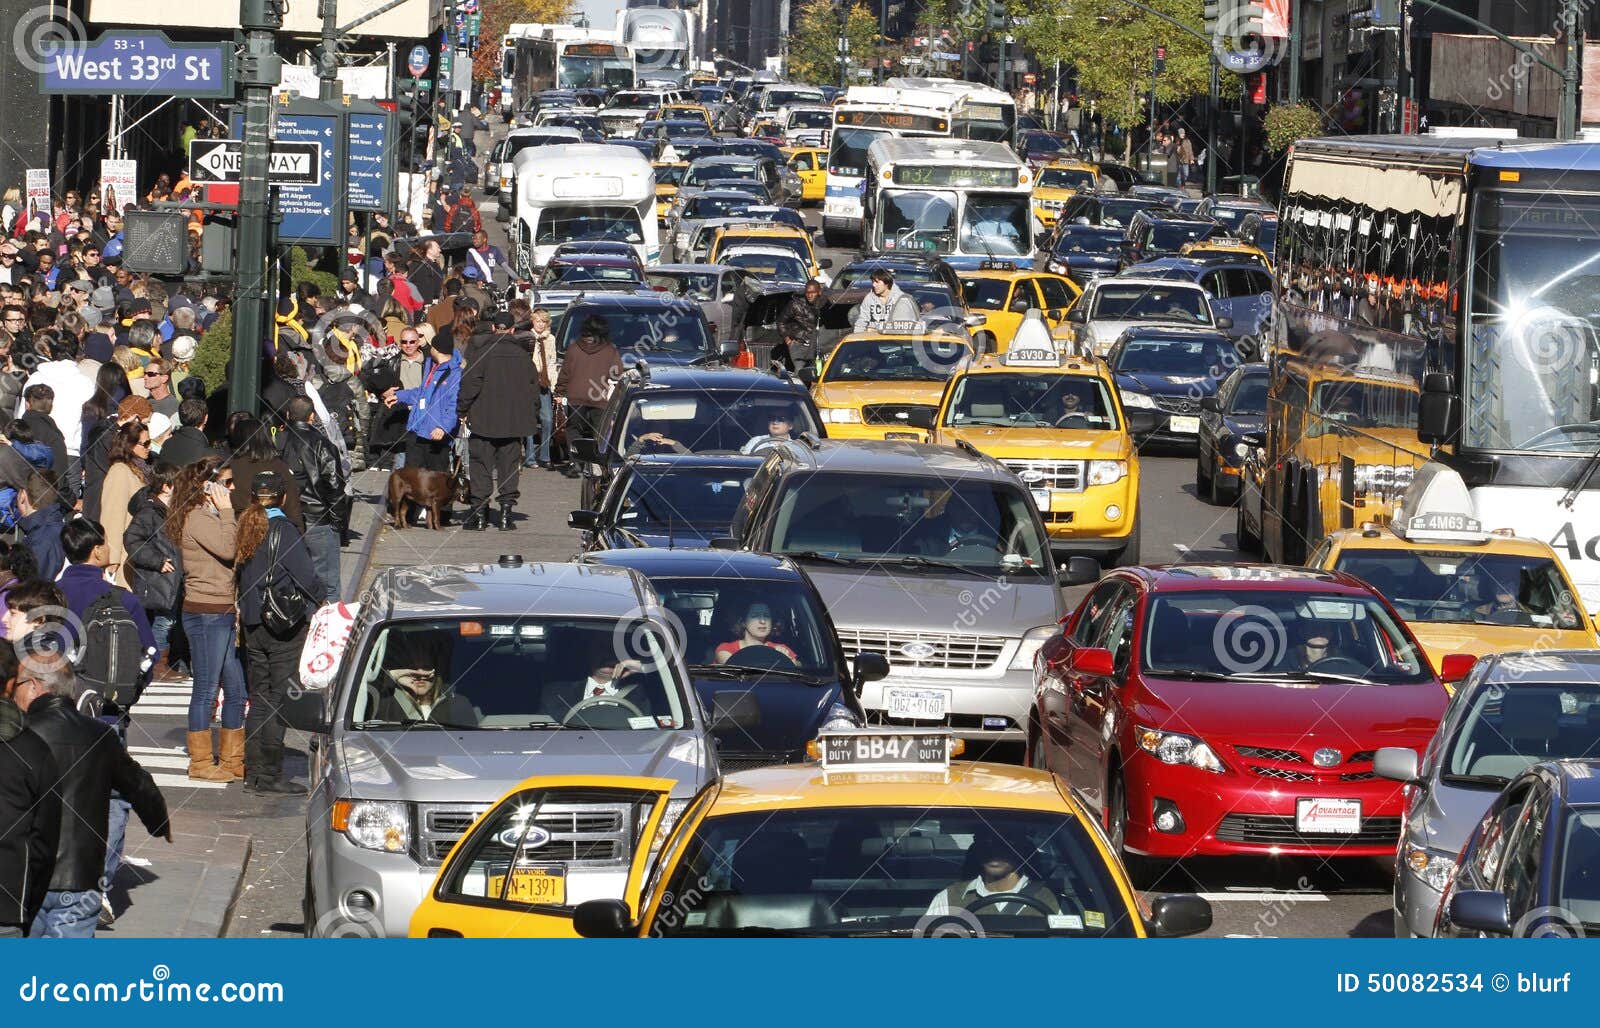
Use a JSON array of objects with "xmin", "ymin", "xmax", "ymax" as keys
[
  {"xmin": 144, "ymin": 685, "xmax": 193, "ymax": 695},
  {"xmin": 128, "ymin": 753, "xmax": 190, "ymax": 770}
]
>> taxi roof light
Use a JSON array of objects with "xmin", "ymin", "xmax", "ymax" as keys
[
  {"xmin": 1392, "ymin": 462, "xmax": 1488, "ymax": 544},
  {"xmin": 809, "ymin": 730, "xmax": 963, "ymax": 770},
  {"xmin": 1003, "ymin": 311, "xmax": 1065, "ymax": 367}
]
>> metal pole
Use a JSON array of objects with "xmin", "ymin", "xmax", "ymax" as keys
[
  {"xmin": 1207, "ymin": 57, "xmax": 1219, "ymax": 194},
  {"xmin": 1054, "ymin": 58, "xmax": 1062, "ymax": 132},
  {"xmin": 1288, "ymin": 0, "xmax": 1301, "ymax": 103},
  {"xmin": 1398, "ymin": 0, "xmax": 1409, "ymax": 130},
  {"xmin": 1560, "ymin": 0, "xmax": 1579, "ymax": 139},
  {"xmin": 879, "ymin": 0, "xmax": 887, "ymax": 84},
  {"xmin": 319, "ymin": 0, "xmax": 339, "ymax": 101},
  {"xmin": 1148, "ymin": 51, "xmax": 1157, "ymax": 176},
  {"xmin": 231, "ymin": 0, "xmax": 281, "ymax": 418}
]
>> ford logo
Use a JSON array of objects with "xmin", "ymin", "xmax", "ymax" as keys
[
  {"xmin": 1312, "ymin": 747, "xmax": 1342, "ymax": 768},
  {"xmin": 894, "ymin": 410, "xmax": 909, "ymax": 420},
  {"xmin": 495, "ymin": 824, "xmax": 553, "ymax": 849},
  {"xmin": 899, "ymin": 641, "xmax": 938, "ymax": 661},
  {"xmin": 1018, "ymin": 469, "xmax": 1046, "ymax": 484}
]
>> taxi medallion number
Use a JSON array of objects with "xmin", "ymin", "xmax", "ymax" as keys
[
  {"xmin": 1296, "ymin": 798, "xmax": 1361, "ymax": 834},
  {"xmin": 490, "ymin": 866, "xmax": 567, "ymax": 905},
  {"xmin": 886, "ymin": 686, "xmax": 951, "ymax": 720},
  {"xmin": 824, "ymin": 732, "xmax": 950, "ymax": 766},
  {"xmin": 1169, "ymin": 415, "xmax": 1200, "ymax": 434}
]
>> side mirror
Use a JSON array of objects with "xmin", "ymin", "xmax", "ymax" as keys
[
  {"xmin": 1147, "ymin": 894, "xmax": 1213, "ymax": 937},
  {"xmin": 852, "ymin": 651, "xmax": 890, "ymax": 695},
  {"xmin": 573, "ymin": 898, "xmax": 635, "ymax": 938},
  {"xmin": 568, "ymin": 509, "xmax": 599, "ymax": 531},
  {"xmin": 964, "ymin": 313, "xmax": 988, "ymax": 328},
  {"xmin": 1373, "ymin": 747, "xmax": 1421, "ymax": 784},
  {"xmin": 1200, "ymin": 396, "xmax": 1221, "ymax": 413},
  {"xmin": 1045, "ymin": 308, "xmax": 1064, "ymax": 321},
  {"xmin": 1418, "ymin": 372, "xmax": 1457, "ymax": 445},
  {"xmin": 1058, "ymin": 556, "xmax": 1102, "ymax": 586},
  {"xmin": 1447, "ymin": 890, "xmax": 1510, "ymax": 936},
  {"xmin": 1214, "ymin": 315, "xmax": 1234, "ymax": 330},
  {"xmin": 1069, "ymin": 646, "xmax": 1115, "ymax": 676},
  {"xmin": 1124, "ymin": 409, "xmax": 1162, "ymax": 437},
  {"xmin": 1066, "ymin": 307, "xmax": 1086, "ymax": 323},
  {"xmin": 1438, "ymin": 652, "xmax": 1477, "ymax": 685},
  {"xmin": 904, "ymin": 408, "xmax": 935, "ymax": 430},
  {"xmin": 284, "ymin": 691, "xmax": 330, "ymax": 734},
  {"xmin": 718, "ymin": 339, "xmax": 741, "ymax": 359},
  {"xmin": 818, "ymin": 257, "xmax": 833, "ymax": 269},
  {"xmin": 1239, "ymin": 430, "xmax": 1266, "ymax": 449},
  {"xmin": 569, "ymin": 438, "xmax": 598, "ymax": 464},
  {"xmin": 711, "ymin": 690, "xmax": 762, "ymax": 732}
]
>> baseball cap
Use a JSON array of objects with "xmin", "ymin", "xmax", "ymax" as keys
[
  {"xmin": 147, "ymin": 411, "xmax": 172, "ymax": 442},
  {"xmin": 63, "ymin": 280, "xmax": 91, "ymax": 297}
]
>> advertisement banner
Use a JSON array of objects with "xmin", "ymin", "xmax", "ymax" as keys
[
  {"xmin": 100, "ymin": 159, "xmax": 138, "ymax": 213},
  {"xmin": 24, "ymin": 168, "xmax": 50, "ymax": 232}
]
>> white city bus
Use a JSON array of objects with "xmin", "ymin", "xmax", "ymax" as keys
[
  {"xmin": 863, "ymin": 138, "xmax": 1033, "ymax": 269},
  {"xmin": 822, "ymin": 85, "xmax": 955, "ymax": 246},
  {"xmin": 512, "ymin": 144, "xmax": 659, "ymax": 272},
  {"xmin": 884, "ymin": 77, "xmax": 1018, "ymax": 145}
]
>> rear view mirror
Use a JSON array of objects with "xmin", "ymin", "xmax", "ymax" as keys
[
  {"xmin": 1239, "ymin": 430, "xmax": 1266, "ymax": 449},
  {"xmin": 1058, "ymin": 556, "xmax": 1102, "ymax": 586},
  {"xmin": 1069, "ymin": 647, "xmax": 1115, "ymax": 676},
  {"xmin": 818, "ymin": 258, "xmax": 833, "ymax": 269},
  {"xmin": 284, "ymin": 691, "xmax": 330, "ymax": 735},
  {"xmin": 1438, "ymin": 653, "xmax": 1477, "ymax": 684},
  {"xmin": 904, "ymin": 408, "xmax": 935, "ymax": 430},
  {"xmin": 573, "ymin": 899, "xmax": 634, "ymax": 938},
  {"xmin": 1147, "ymin": 894, "xmax": 1213, "ymax": 937},
  {"xmin": 568, "ymin": 509, "xmax": 599, "ymax": 532},
  {"xmin": 1418, "ymin": 372, "xmax": 1457, "ymax": 444},
  {"xmin": 798, "ymin": 366, "xmax": 818, "ymax": 386},
  {"xmin": 1066, "ymin": 307, "xmax": 1086, "ymax": 323},
  {"xmin": 718, "ymin": 339, "xmax": 741, "ymax": 359},
  {"xmin": 1214, "ymin": 316, "xmax": 1234, "ymax": 330},
  {"xmin": 569, "ymin": 438, "xmax": 598, "ymax": 464}
]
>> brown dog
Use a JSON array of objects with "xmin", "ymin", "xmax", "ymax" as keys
[{"xmin": 386, "ymin": 466, "xmax": 465, "ymax": 530}]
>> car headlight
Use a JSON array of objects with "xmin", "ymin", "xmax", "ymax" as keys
[
  {"xmin": 1233, "ymin": 441, "xmax": 1250, "ymax": 458},
  {"xmin": 1135, "ymin": 726, "xmax": 1225, "ymax": 773},
  {"xmin": 333, "ymin": 800, "xmax": 410, "ymax": 853},
  {"xmin": 1120, "ymin": 390, "xmax": 1157, "ymax": 409},
  {"xmin": 819, "ymin": 407, "xmax": 861, "ymax": 423},
  {"xmin": 819, "ymin": 702, "xmax": 861, "ymax": 734},
  {"xmin": 1088, "ymin": 459, "xmax": 1127, "ymax": 486},
  {"xmin": 1404, "ymin": 841, "xmax": 1458, "ymax": 892},
  {"xmin": 657, "ymin": 797, "xmax": 691, "ymax": 837},
  {"xmin": 1047, "ymin": 260, "xmax": 1068, "ymax": 274},
  {"xmin": 1009, "ymin": 625, "xmax": 1058, "ymax": 671}
]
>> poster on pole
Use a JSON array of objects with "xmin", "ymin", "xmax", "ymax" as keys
[
  {"xmin": 24, "ymin": 169, "xmax": 50, "ymax": 232},
  {"xmin": 100, "ymin": 160, "xmax": 138, "ymax": 214}
]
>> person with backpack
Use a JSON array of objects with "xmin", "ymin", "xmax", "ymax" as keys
[
  {"xmin": 168, "ymin": 456, "xmax": 245, "ymax": 783},
  {"xmin": 235, "ymin": 471, "xmax": 321, "ymax": 793},
  {"xmin": 121, "ymin": 462, "xmax": 184, "ymax": 683}
]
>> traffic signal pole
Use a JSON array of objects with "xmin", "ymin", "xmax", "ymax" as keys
[{"xmin": 231, "ymin": 0, "xmax": 282, "ymax": 417}]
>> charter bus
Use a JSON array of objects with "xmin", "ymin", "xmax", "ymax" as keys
[
  {"xmin": 512, "ymin": 144, "xmax": 659, "ymax": 272},
  {"xmin": 1260, "ymin": 133, "xmax": 1600, "ymax": 611},
  {"xmin": 884, "ymin": 77, "xmax": 1018, "ymax": 145},
  {"xmin": 862, "ymin": 138, "xmax": 1033, "ymax": 270},
  {"xmin": 822, "ymin": 85, "xmax": 955, "ymax": 246}
]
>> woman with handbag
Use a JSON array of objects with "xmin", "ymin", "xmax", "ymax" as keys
[{"xmin": 235, "ymin": 470, "xmax": 322, "ymax": 794}]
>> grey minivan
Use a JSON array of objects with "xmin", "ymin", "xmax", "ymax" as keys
[{"xmin": 290, "ymin": 560, "xmax": 717, "ymax": 937}]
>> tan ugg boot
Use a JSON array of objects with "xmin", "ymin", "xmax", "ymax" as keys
[
  {"xmin": 187, "ymin": 730, "xmax": 232, "ymax": 782},
  {"xmin": 218, "ymin": 727, "xmax": 246, "ymax": 782}
]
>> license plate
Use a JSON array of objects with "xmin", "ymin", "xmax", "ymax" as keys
[
  {"xmin": 1031, "ymin": 488, "xmax": 1051, "ymax": 509},
  {"xmin": 885, "ymin": 686, "xmax": 951, "ymax": 721},
  {"xmin": 1169, "ymin": 415, "xmax": 1200, "ymax": 434},
  {"xmin": 489, "ymin": 866, "xmax": 567, "ymax": 905},
  {"xmin": 1296, "ymin": 798, "xmax": 1361, "ymax": 834}
]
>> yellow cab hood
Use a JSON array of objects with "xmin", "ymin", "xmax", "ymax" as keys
[
  {"xmin": 1034, "ymin": 186, "xmax": 1077, "ymax": 202},
  {"xmin": 938, "ymin": 425, "xmax": 1131, "ymax": 460},
  {"xmin": 814, "ymin": 380, "xmax": 947, "ymax": 407},
  {"xmin": 1411, "ymin": 623, "xmax": 1599, "ymax": 676}
]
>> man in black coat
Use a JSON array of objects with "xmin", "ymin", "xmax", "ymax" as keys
[
  {"xmin": 17, "ymin": 652, "xmax": 169, "ymax": 938},
  {"xmin": 277, "ymin": 395, "xmax": 349, "ymax": 603},
  {"xmin": 19, "ymin": 383, "xmax": 70, "ymax": 498},
  {"xmin": 456, "ymin": 312, "xmax": 538, "ymax": 531},
  {"xmin": 0, "ymin": 647, "xmax": 61, "ymax": 938},
  {"xmin": 156, "ymin": 398, "xmax": 216, "ymax": 469}
]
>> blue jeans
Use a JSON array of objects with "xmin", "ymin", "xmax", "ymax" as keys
[
  {"xmin": 150, "ymin": 612, "xmax": 174, "ymax": 656},
  {"xmin": 303, "ymin": 523, "xmax": 342, "ymax": 604},
  {"xmin": 537, "ymin": 392, "xmax": 554, "ymax": 464},
  {"xmin": 104, "ymin": 793, "xmax": 130, "ymax": 888},
  {"xmin": 30, "ymin": 890, "xmax": 101, "ymax": 938},
  {"xmin": 183, "ymin": 611, "xmax": 247, "ymax": 731}
]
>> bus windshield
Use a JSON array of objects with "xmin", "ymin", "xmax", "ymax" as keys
[
  {"xmin": 1466, "ymin": 191, "xmax": 1600, "ymax": 453},
  {"xmin": 877, "ymin": 190, "xmax": 957, "ymax": 253},
  {"xmin": 559, "ymin": 57, "xmax": 632, "ymax": 91},
  {"xmin": 959, "ymin": 193, "xmax": 1030, "ymax": 256},
  {"xmin": 788, "ymin": 109, "xmax": 832, "ymax": 129},
  {"xmin": 534, "ymin": 207, "xmax": 644, "ymax": 245},
  {"xmin": 829, "ymin": 126, "xmax": 884, "ymax": 177}
]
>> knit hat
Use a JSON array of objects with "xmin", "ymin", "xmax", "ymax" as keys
[
  {"xmin": 84, "ymin": 335, "xmax": 114, "ymax": 363},
  {"xmin": 171, "ymin": 336, "xmax": 197, "ymax": 362}
]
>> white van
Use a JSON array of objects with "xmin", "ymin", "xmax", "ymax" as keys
[{"xmin": 513, "ymin": 143, "xmax": 660, "ymax": 273}]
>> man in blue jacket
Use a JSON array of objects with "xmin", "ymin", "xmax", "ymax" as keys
[{"xmin": 383, "ymin": 335, "xmax": 462, "ymax": 476}]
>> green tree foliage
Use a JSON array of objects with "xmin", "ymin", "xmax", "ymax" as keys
[
  {"xmin": 191, "ymin": 247, "xmax": 335, "ymax": 396},
  {"xmin": 789, "ymin": 0, "xmax": 884, "ymax": 85},
  {"xmin": 1263, "ymin": 102, "xmax": 1325, "ymax": 152},
  {"xmin": 1018, "ymin": 0, "xmax": 1211, "ymax": 132}
]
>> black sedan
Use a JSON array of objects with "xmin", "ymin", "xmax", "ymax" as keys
[
  {"xmin": 569, "ymin": 453, "xmax": 762, "ymax": 551},
  {"xmin": 1108, "ymin": 325, "xmax": 1237, "ymax": 450},
  {"xmin": 1195, "ymin": 362, "xmax": 1267, "ymax": 504}
]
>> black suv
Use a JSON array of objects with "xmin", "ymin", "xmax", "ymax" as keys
[
  {"xmin": 579, "ymin": 547, "xmax": 886, "ymax": 771},
  {"xmin": 1055, "ymin": 193, "xmax": 1168, "ymax": 231},
  {"xmin": 570, "ymin": 452, "xmax": 764, "ymax": 551},
  {"xmin": 1120, "ymin": 210, "xmax": 1223, "ymax": 267}
]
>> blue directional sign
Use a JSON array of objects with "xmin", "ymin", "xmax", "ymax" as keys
[
  {"xmin": 346, "ymin": 103, "xmax": 396, "ymax": 213},
  {"xmin": 271, "ymin": 100, "xmax": 346, "ymax": 247},
  {"xmin": 40, "ymin": 31, "xmax": 231, "ymax": 98}
]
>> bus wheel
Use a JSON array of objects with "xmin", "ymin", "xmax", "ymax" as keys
[{"xmin": 1236, "ymin": 495, "xmax": 1259, "ymax": 554}]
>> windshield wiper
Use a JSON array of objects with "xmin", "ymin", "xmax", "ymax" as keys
[
  {"xmin": 1440, "ymin": 773, "xmax": 1512, "ymax": 789},
  {"xmin": 867, "ymin": 554, "xmax": 1010, "ymax": 578},
  {"xmin": 352, "ymin": 719, "xmax": 457, "ymax": 730},
  {"xmin": 1559, "ymin": 431, "xmax": 1600, "ymax": 510},
  {"xmin": 688, "ymin": 663, "xmax": 816, "ymax": 681},
  {"xmin": 781, "ymin": 549, "xmax": 862, "ymax": 566}
]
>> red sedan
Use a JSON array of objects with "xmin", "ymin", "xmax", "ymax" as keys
[{"xmin": 1028, "ymin": 564, "xmax": 1462, "ymax": 875}]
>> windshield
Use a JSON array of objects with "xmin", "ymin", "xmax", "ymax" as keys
[
  {"xmin": 620, "ymin": 391, "xmax": 820, "ymax": 453},
  {"xmin": 1023, "ymin": 132, "xmax": 1068, "ymax": 156},
  {"xmin": 1053, "ymin": 229, "xmax": 1121, "ymax": 257},
  {"xmin": 1445, "ymin": 681, "xmax": 1600, "ymax": 782},
  {"xmin": 646, "ymin": 271, "xmax": 727, "ymax": 300},
  {"xmin": 788, "ymin": 110, "xmax": 832, "ymax": 129},
  {"xmin": 771, "ymin": 472, "xmax": 1049, "ymax": 571},
  {"xmin": 559, "ymin": 57, "xmax": 633, "ymax": 91},
  {"xmin": 1148, "ymin": 222, "xmax": 1217, "ymax": 252},
  {"xmin": 345, "ymin": 617, "xmax": 689, "ymax": 730},
  {"xmin": 824, "ymin": 337, "xmax": 968, "ymax": 383},
  {"xmin": 829, "ymin": 127, "xmax": 884, "ymax": 177},
  {"xmin": 877, "ymin": 189, "xmax": 957, "ymax": 254},
  {"xmin": 1558, "ymin": 807, "xmax": 1600, "ymax": 926},
  {"xmin": 945, "ymin": 372, "xmax": 1118, "ymax": 431},
  {"xmin": 1465, "ymin": 191, "xmax": 1600, "ymax": 453},
  {"xmin": 722, "ymin": 251, "xmax": 809, "ymax": 283},
  {"xmin": 652, "ymin": 577, "xmax": 834, "ymax": 673},
  {"xmin": 1230, "ymin": 373, "xmax": 1269, "ymax": 414},
  {"xmin": 686, "ymin": 195, "xmax": 753, "ymax": 220},
  {"xmin": 1114, "ymin": 337, "xmax": 1231, "ymax": 376},
  {"xmin": 534, "ymin": 206, "xmax": 644, "ymax": 246},
  {"xmin": 506, "ymin": 134, "xmax": 577, "ymax": 159},
  {"xmin": 1252, "ymin": 220, "xmax": 1278, "ymax": 252},
  {"xmin": 543, "ymin": 264, "xmax": 643, "ymax": 287},
  {"xmin": 655, "ymin": 164, "xmax": 687, "ymax": 187},
  {"xmin": 654, "ymin": 807, "xmax": 1136, "ymax": 937},
  {"xmin": 960, "ymin": 193, "xmax": 1031, "ymax": 256},
  {"xmin": 556, "ymin": 307, "xmax": 707, "ymax": 356},
  {"xmin": 1334, "ymin": 550, "xmax": 1585, "ymax": 628},
  {"xmin": 717, "ymin": 234, "xmax": 807, "ymax": 265},
  {"xmin": 842, "ymin": 264, "xmax": 940, "ymax": 290},
  {"xmin": 764, "ymin": 88, "xmax": 824, "ymax": 109},
  {"xmin": 1098, "ymin": 198, "xmax": 1156, "ymax": 228},
  {"xmin": 616, "ymin": 467, "xmax": 751, "ymax": 534},
  {"xmin": 1091, "ymin": 284, "xmax": 1208, "ymax": 322},
  {"xmin": 1141, "ymin": 590, "xmax": 1430, "ymax": 682},
  {"xmin": 1210, "ymin": 204, "xmax": 1265, "ymax": 231},
  {"xmin": 686, "ymin": 163, "xmax": 757, "ymax": 186},
  {"xmin": 960, "ymin": 277, "xmax": 1012, "ymax": 311},
  {"xmin": 1039, "ymin": 167, "xmax": 1096, "ymax": 190},
  {"xmin": 608, "ymin": 91, "xmax": 657, "ymax": 109}
]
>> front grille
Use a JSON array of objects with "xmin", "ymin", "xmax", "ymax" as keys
[
  {"xmin": 1040, "ymin": 511, "xmax": 1075, "ymax": 524},
  {"xmin": 865, "ymin": 709, "xmax": 1019, "ymax": 732},
  {"xmin": 1340, "ymin": 771, "xmax": 1378, "ymax": 782},
  {"xmin": 1215, "ymin": 814, "xmax": 1402, "ymax": 847},
  {"xmin": 415, "ymin": 801, "xmax": 633, "ymax": 867},
  {"xmin": 838, "ymin": 629, "xmax": 1007, "ymax": 671},
  {"xmin": 862, "ymin": 403, "xmax": 935, "ymax": 426},
  {"xmin": 1236, "ymin": 745, "xmax": 1305, "ymax": 763},
  {"xmin": 1001, "ymin": 459, "xmax": 1084, "ymax": 492},
  {"xmin": 1153, "ymin": 395, "xmax": 1201, "ymax": 415},
  {"xmin": 718, "ymin": 751, "xmax": 797, "ymax": 774},
  {"xmin": 1249, "ymin": 765, "xmax": 1314, "ymax": 782}
]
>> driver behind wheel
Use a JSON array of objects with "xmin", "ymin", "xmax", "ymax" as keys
[
  {"xmin": 924, "ymin": 828, "xmax": 1060, "ymax": 918},
  {"xmin": 714, "ymin": 602, "xmax": 798, "ymax": 664},
  {"xmin": 1293, "ymin": 620, "xmax": 1337, "ymax": 671}
]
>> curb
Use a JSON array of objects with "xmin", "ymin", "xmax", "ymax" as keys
[
  {"xmin": 216, "ymin": 834, "xmax": 254, "ymax": 938},
  {"xmin": 342, "ymin": 474, "xmax": 389, "ymax": 601}
]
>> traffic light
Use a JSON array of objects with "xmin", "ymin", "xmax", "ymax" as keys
[
  {"xmin": 1154, "ymin": 45, "xmax": 1166, "ymax": 74},
  {"xmin": 987, "ymin": 1, "xmax": 1008, "ymax": 30},
  {"xmin": 395, "ymin": 77, "xmax": 433, "ymax": 173}
]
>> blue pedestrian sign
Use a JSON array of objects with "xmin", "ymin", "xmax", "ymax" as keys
[
  {"xmin": 241, "ymin": 98, "xmax": 345, "ymax": 247},
  {"xmin": 345, "ymin": 101, "xmax": 396, "ymax": 213},
  {"xmin": 407, "ymin": 45, "xmax": 429, "ymax": 77},
  {"xmin": 40, "ymin": 30, "xmax": 231, "ymax": 98}
]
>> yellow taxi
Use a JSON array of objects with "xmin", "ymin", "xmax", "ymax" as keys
[
  {"xmin": 930, "ymin": 316, "xmax": 1145, "ymax": 566},
  {"xmin": 808, "ymin": 326, "xmax": 973, "ymax": 441},
  {"xmin": 785, "ymin": 145, "xmax": 828, "ymax": 204},
  {"xmin": 1178, "ymin": 238, "xmax": 1272, "ymax": 269},
  {"xmin": 1307, "ymin": 464, "xmax": 1600, "ymax": 677},
  {"xmin": 653, "ymin": 161, "xmax": 689, "ymax": 225},
  {"xmin": 709, "ymin": 223, "xmax": 828, "ymax": 281},
  {"xmin": 1031, "ymin": 158, "xmax": 1101, "ymax": 230},
  {"xmin": 409, "ymin": 731, "xmax": 1214, "ymax": 938},
  {"xmin": 660, "ymin": 102, "xmax": 713, "ymax": 131},
  {"xmin": 957, "ymin": 261, "xmax": 1081, "ymax": 355}
]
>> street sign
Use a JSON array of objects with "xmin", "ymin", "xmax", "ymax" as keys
[
  {"xmin": 931, "ymin": 49, "xmax": 961, "ymax": 61},
  {"xmin": 900, "ymin": 56, "xmax": 924, "ymax": 66},
  {"xmin": 190, "ymin": 139, "xmax": 322, "ymax": 185},
  {"xmin": 346, "ymin": 101, "xmax": 397, "ymax": 212},
  {"xmin": 267, "ymin": 143, "xmax": 322, "ymax": 184},
  {"xmin": 253, "ymin": 98, "xmax": 346, "ymax": 247},
  {"xmin": 39, "ymin": 31, "xmax": 231, "ymax": 98},
  {"xmin": 407, "ymin": 45, "xmax": 428, "ymax": 77},
  {"xmin": 189, "ymin": 139, "xmax": 240, "ymax": 182}
]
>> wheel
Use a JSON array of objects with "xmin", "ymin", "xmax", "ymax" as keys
[
  {"xmin": 1026, "ymin": 720, "xmax": 1047, "ymax": 772},
  {"xmin": 1207, "ymin": 458, "xmax": 1237, "ymax": 506},
  {"xmin": 1111, "ymin": 519, "xmax": 1141, "ymax": 568},
  {"xmin": 1106, "ymin": 772, "xmax": 1154, "ymax": 886},
  {"xmin": 1195, "ymin": 449, "xmax": 1215, "ymax": 503},
  {"xmin": 821, "ymin": 227, "xmax": 847, "ymax": 248},
  {"xmin": 1236, "ymin": 492, "xmax": 1260, "ymax": 554}
]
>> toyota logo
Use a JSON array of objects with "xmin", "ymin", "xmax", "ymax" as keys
[
  {"xmin": 496, "ymin": 824, "xmax": 553, "ymax": 849},
  {"xmin": 1018, "ymin": 469, "xmax": 1046, "ymax": 484},
  {"xmin": 899, "ymin": 641, "xmax": 938, "ymax": 661},
  {"xmin": 1312, "ymin": 747, "xmax": 1342, "ymax": 768}
]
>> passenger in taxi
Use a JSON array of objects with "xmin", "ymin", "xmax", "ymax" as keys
[
  {"xmin": 372, "ymin": 633, "xmax": 477, "ymax": 725},
  {"xmin": 925, "ymin": 827, "xmax": 1061, "ymax": 917},
  {"xmin": 714, "ymin": 602, "xmax": 799, "ymax": 664}
]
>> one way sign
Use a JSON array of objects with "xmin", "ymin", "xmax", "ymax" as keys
[{"xmin": 188, "ymin": 139, "xmax": 323, "ymax": 186}]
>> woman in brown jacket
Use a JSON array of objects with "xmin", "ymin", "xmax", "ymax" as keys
[
  {"xmin": 100, "ymin": 421, "xmax": 152, "ymax": 588},
  {"xmin": 168, "ymin": 456, "xmax": 248, "ymax": 782}
]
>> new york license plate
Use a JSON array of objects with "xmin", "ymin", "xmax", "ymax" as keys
[
  {"xmin": 885, "ymin": 686, "xmax": 951, "ymax": 721},
  {"xmin": 1169, "ymin": 415, "xmax": 1200, "ymax": 434},
  {"xmin": 489, "ymin": 866, "xmax": 567, "ymax": 905}
]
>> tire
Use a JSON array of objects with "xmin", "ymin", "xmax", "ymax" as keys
[
  {"xmin": 1236, "ymin": 492, "xmax": 1260, "ymax": 554},
  {"xmin": 1106, "ymin": 772, "xmax": 1154, "ymax": 887},
  {"xmin": 821, "ymin": 227, "xmax": 848, "ymax": 248},
  {"xmin": 1026, "ymin": 720, "xmax": 1047, "ymax": 772},
  {"xmin": 1196, "ymin": 449, "xmax": 1215, "ymax": 504},
  {"xmin": 1111, "ymin": 519, "xmax": 1141, "ymax": 568},
  {"xmin": 1207, "ymin": 458, "xmax": 1237, "ymax": 506}
]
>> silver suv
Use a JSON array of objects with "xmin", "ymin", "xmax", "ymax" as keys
[
  {"xmin": 290, "ymin": 560, "xmax": 716, "ymax": 937},
  {"xmin": 728, "ymin": 439, "xmax": 1086, "ymax": 743}
]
